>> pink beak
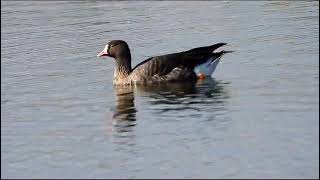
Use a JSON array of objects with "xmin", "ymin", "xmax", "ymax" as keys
[{"xmin": 97, "ymin": 50, "xmax": 109, "ymax": 57}]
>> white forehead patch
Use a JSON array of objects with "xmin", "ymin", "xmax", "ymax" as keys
[{"xmin": 104, "ymin": 44, "xmax": 109, "ymax": 50}]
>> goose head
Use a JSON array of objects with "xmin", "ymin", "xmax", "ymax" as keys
[
  {"xmin": 97, "ymin": 40, "xmax": 131, "ymax": 59},
  {"xmin": 97, "ymin": 40, "xmax": 132, "ymax": 80}
]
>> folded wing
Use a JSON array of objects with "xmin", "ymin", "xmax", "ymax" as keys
[{"xmin": 131, "ymin": 43, "xmax": 229, "ymax": 78}]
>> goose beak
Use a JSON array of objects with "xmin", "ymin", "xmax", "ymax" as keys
[{"xmin": 97, "ymin": 50, "xmax": 109, "ymax": 57}]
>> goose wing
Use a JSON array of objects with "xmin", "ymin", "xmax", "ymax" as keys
[{"xmin": 131, "ymin": 43, "xmax": 228, "ymax": 77}]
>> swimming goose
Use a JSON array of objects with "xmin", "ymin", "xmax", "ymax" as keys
[{"xmin": 97, "ymin": 40, "xmax": 232, "ymax": 85}]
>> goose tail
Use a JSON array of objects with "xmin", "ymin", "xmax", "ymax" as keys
[{"xmin": 194, "ymin": 50, "xmax": 233, "ymax": 79}]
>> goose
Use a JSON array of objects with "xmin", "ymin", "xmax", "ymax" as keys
[{"xmin": 97, "ymin": 40, "xmax": 232, "ymax": 85}]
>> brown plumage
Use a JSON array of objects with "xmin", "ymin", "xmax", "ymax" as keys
[{"xmin": 97, "ymin": 40, "xmax": 232, "ymax": 85}]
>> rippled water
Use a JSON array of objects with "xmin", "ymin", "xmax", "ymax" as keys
[{"xmin": 1, "ymin": 1, "xmax": 319, "ymax": 178}]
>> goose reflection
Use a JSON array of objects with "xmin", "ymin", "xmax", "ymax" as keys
[
  {"xmin": 109, "ymin": 78, "xmax": 230, "ymax": 148},
  {"xmin": 112, "ymin": 85, "xmax": 137, "ymax": 134},
  {"xmin": 135, "ymin": 78, "xmax": 229, "ymax": 115},
  {"xmin": 111, "ymin": 78, "xmax": 229, "ymax": 133}
]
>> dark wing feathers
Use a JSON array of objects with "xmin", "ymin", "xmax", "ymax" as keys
[
  {"xmin": 132, "ymin": 53, "xmax": 183, "ymax": 76},
  {"xmin": 184, "ymin": 43, "xmax": 227, "ymax": 55},
  {"xmin": 131, "ymin": 43, "xmax": 227, "ymax": 77}
]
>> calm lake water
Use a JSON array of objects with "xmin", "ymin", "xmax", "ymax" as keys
[{"xmin": 1, "ymin": 1, "xmax": 319, "ymax": 178}]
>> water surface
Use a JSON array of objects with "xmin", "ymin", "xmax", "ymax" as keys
[{"xmin": 1, "ymin": 1, "xmax": 319, "ymax": 178}]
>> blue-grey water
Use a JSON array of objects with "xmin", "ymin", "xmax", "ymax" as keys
[{"xmin": 1, "ymin": 1, "xmax": 319, "ymax": 178}]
